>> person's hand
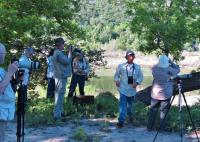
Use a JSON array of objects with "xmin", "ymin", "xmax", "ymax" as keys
[
  {"xmin": 115, "ymin": 81, "xmax": 120, "ymax": 87},
  {"xmin": 68, "ymin": 46, "xmax": 72, "ymax": 53},
  {"xmin": 132, "ymin": 82, "xmax": 138, "ymax": 88},
  {"xmin": 168, "ymin": 58, "xmax": 176, "ymax": 65},
  {"xmin": 8, "ymin": 61, "xmax": 18, "ymax": 76},
  {"xmin": 67, "ymin": 47, "xmax": 72, "ymax": 58}
]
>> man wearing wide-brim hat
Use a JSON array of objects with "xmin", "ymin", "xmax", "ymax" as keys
[{"xmin": 52, "ymin": 37, "xmax": 72, "ymax": 120}]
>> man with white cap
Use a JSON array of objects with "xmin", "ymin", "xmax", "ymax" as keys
[
  {"xmin": 114, "ymin": 50, "xmax": 143, "ymax": 127},
  {"xmin": 147, "ymin": 54, "xmax": 180, "ymax": 131},
  {"xmin": 0, "ymin": 42, "xmax": 18, "ymax": 141}
]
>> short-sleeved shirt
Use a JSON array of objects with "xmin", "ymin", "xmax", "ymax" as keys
[{"xmin": 0, "ymin": 68, "xmax": 15, "ymax": 120}]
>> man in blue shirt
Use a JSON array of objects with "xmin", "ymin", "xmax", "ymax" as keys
[{"xmin": 114, "ymin": 50, "xmax": 143, "ymax": 127}]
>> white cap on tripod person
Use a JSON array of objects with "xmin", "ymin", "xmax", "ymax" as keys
[{"xmin": 157, "ymin": 55, "xmax": 169, "ymax": 68}]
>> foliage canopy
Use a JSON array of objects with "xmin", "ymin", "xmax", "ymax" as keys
[{"xmin": 126, "ymin": 0, "xmax": 200, "ymax": 59}]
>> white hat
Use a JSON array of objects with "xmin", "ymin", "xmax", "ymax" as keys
[{"xmin": 157, "ymin": 55, "xmax": 169, "ymax": 68}]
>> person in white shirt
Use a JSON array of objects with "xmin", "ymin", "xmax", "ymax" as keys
[
  {"xmin": 46, "ymin": 48, "xmax": 55, "ymax": 98},
  {"xmin": 0, "ymin": 43, "xmax": 18, "ymax": 141},
  {"xmin": 114, "ymin": 50, "xmax": 143, "ymax": 127}
]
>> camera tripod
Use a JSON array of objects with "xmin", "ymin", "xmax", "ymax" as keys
[
  {"xmin": 16, "ymin": 81, "xmax": 25, "ymax": 142},
  {"xmin": 153, "ymin": 79, "xmax": 199, "ymax": 142}
]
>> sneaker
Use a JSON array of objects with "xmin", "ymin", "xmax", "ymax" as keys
[{"xmin": 116, "ymin": 122, "xmax": 124, "ymax": 128}]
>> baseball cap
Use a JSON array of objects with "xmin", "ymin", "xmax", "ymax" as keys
[
  {"xmin": 125, "ymin": 50, "xmax": 135, "ymax": 58},
  {"xmin": 54, "ymin": 37, "xmax": 65, "ymax": 46}
]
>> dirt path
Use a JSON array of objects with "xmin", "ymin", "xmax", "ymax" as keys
[{"xmin": 5, "ymin": 118, "xmax": 199, "ymax": 142}]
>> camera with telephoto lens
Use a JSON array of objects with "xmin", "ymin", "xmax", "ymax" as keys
[
  {"xmin": 10, "ymin": 58, "xmax": 25, "ymax": 92},
  {"xmin": 19, "ymin": 59, "xmax": 40, "ymax": 70},
  {"xmin": 128, "ymin": 76, "xmax": 133, "ymax": 84}
]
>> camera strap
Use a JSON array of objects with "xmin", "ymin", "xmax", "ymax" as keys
[{"xmin": 126, "ymin": 63, "xmax": 135, "ymax": 77}]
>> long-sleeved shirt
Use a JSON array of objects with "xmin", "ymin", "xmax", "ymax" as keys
[
  {"xmin": 53, "ymin": 49, "xmax": 72, "ymax": 79},
  {"xmin": 46, "ymin": 56, "xmax": 54, "ymax": 78},
  {"xmin": 114, "ymin": 62, "xmax": 143, "ymax": 97},
  {"xmin": 151, "ymin": 63, "xmax": 180, "ymax": 100}
]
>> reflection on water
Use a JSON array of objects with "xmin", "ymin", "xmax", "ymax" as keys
[{"xmin": 86, "ymin": 76, "xmax": 153, "ymax": 93}]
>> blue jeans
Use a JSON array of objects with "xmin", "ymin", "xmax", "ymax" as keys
[
  {"xmin": 46, "ymin": 78, "xmax": 55, "ymax": 98},
  {"xmin": 68, "ymin": 74, "xmax": 86, "ymax": 97},
  {"xmin": 53, "ymin": 78, "xmax": 67, "ymax": 118},
  {"xmin": 118, "ymin": 93, "xmax": 134, "ymax": 124}
]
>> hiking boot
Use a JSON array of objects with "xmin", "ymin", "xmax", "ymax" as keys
[{"xmin": 116, "ymin": 122, "xmax": 124, "ymax": 128}]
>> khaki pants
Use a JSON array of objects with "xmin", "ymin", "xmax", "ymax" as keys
[
  {"xmin": 0, "ymin": 120, "xmax": 7, "ymax": 142},
  {"xmin": 53, "ymin": 78, "xmax": 68, "ymax": 118}
]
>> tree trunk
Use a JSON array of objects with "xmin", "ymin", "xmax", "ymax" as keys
[{"xmin": 135, "ymin": 72, "xmax": 200, "ymax": 105}]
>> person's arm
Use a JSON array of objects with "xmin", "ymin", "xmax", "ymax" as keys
[
  {"xmin": 84, "ymin": 58, "xmax": 90, "ymax": 75},
  {"xmin": 133, "ymin": 65, "xmax": 143, "ymax": 88},
  {"xmin": 169, "ymin": 59, "xmax": 180, "ymax": 75},
  {"xmin": 114, "ymin": 64, "xmax": 121, "ymax": 87},
  {"xmin": 56, "ymin": 51, "xmax": 72, "ymax": 65},
  {"xmin": 0, "ymin": 62, "xmax": 18, "ymax": 93},
  {"xmin": 135, "ymin": 65, "xmax": 143, "ymax": 85}
]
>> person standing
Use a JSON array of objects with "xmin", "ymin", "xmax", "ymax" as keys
[
  {"xmin": 0, "ymin": 43, "xmax": 18, "ymax": 141},
  {"xmin": 52, "ymin": 37, "xmax": 72, "ymax": 120},
  {"xmin": 114, "ymin": 50, "xmax": 143, "ymax": 127},
  {"xmin": 46, "ymin": 48, "xmax": 55, "ymax": 98},
  {"xmin": 68, "ymin": 49, "xmax": 90, "ymax": 97},
  {"xmin": 147, "ymin": 55, "xmax": 180, "ymax": 131},
  {"xmin": 18, "ymin": 47, "xmax": 35, "ymax": 103}
]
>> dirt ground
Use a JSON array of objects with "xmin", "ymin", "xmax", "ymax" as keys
[{"xmin": 5, "ymin": 118, "xmax": 200, "ymax": 142}]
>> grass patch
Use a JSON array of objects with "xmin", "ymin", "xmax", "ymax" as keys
[{"xmin": 25, "ymin": 91, "xmax": 200, "ymax": 132}]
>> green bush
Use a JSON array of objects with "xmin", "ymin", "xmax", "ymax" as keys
[
  {"xmin": 95, "ymin": 91, "xmax": 118, "ymax": 117},
  {"xmin": 73, "ymin": 127, "xmax": 87, "ymax": 141}
]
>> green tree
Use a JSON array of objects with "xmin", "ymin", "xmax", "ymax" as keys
[
  {"xmin": 0, "ymin": 0, "xmax": 107, "ymax": 93},
  {"xmin": 0, "ymin": 0, "xmax": 85, "ymax": 90},
  {"xmin": 126, "ymin": 0, "xmax": 200, "ymax": 59},
  {"xmin": 0, "ymin": 0, "xmax": 83, "ymax": 49},
  {"xmin": 77, "ymin": 0, "xmax": 139, "ymax": 50}
]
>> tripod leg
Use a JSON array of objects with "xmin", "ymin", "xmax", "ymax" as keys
[
  {"xmin": 21, "ymin": 86, "xmax": 25, "ymax": 142},
  {"xmin": 182, "ymin": 92, "xmax": 200, "ymax": 142},
  {"xmin": 22, "ymin": 113, "xmax": 25, "ymax": 142},
  {"xmin": 16, "ymin": 113, "xmax": 21, "ymax": 142},
  {"xmin": 153, "ymin": 95, "xmax": 175, "ymax": 142}
]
